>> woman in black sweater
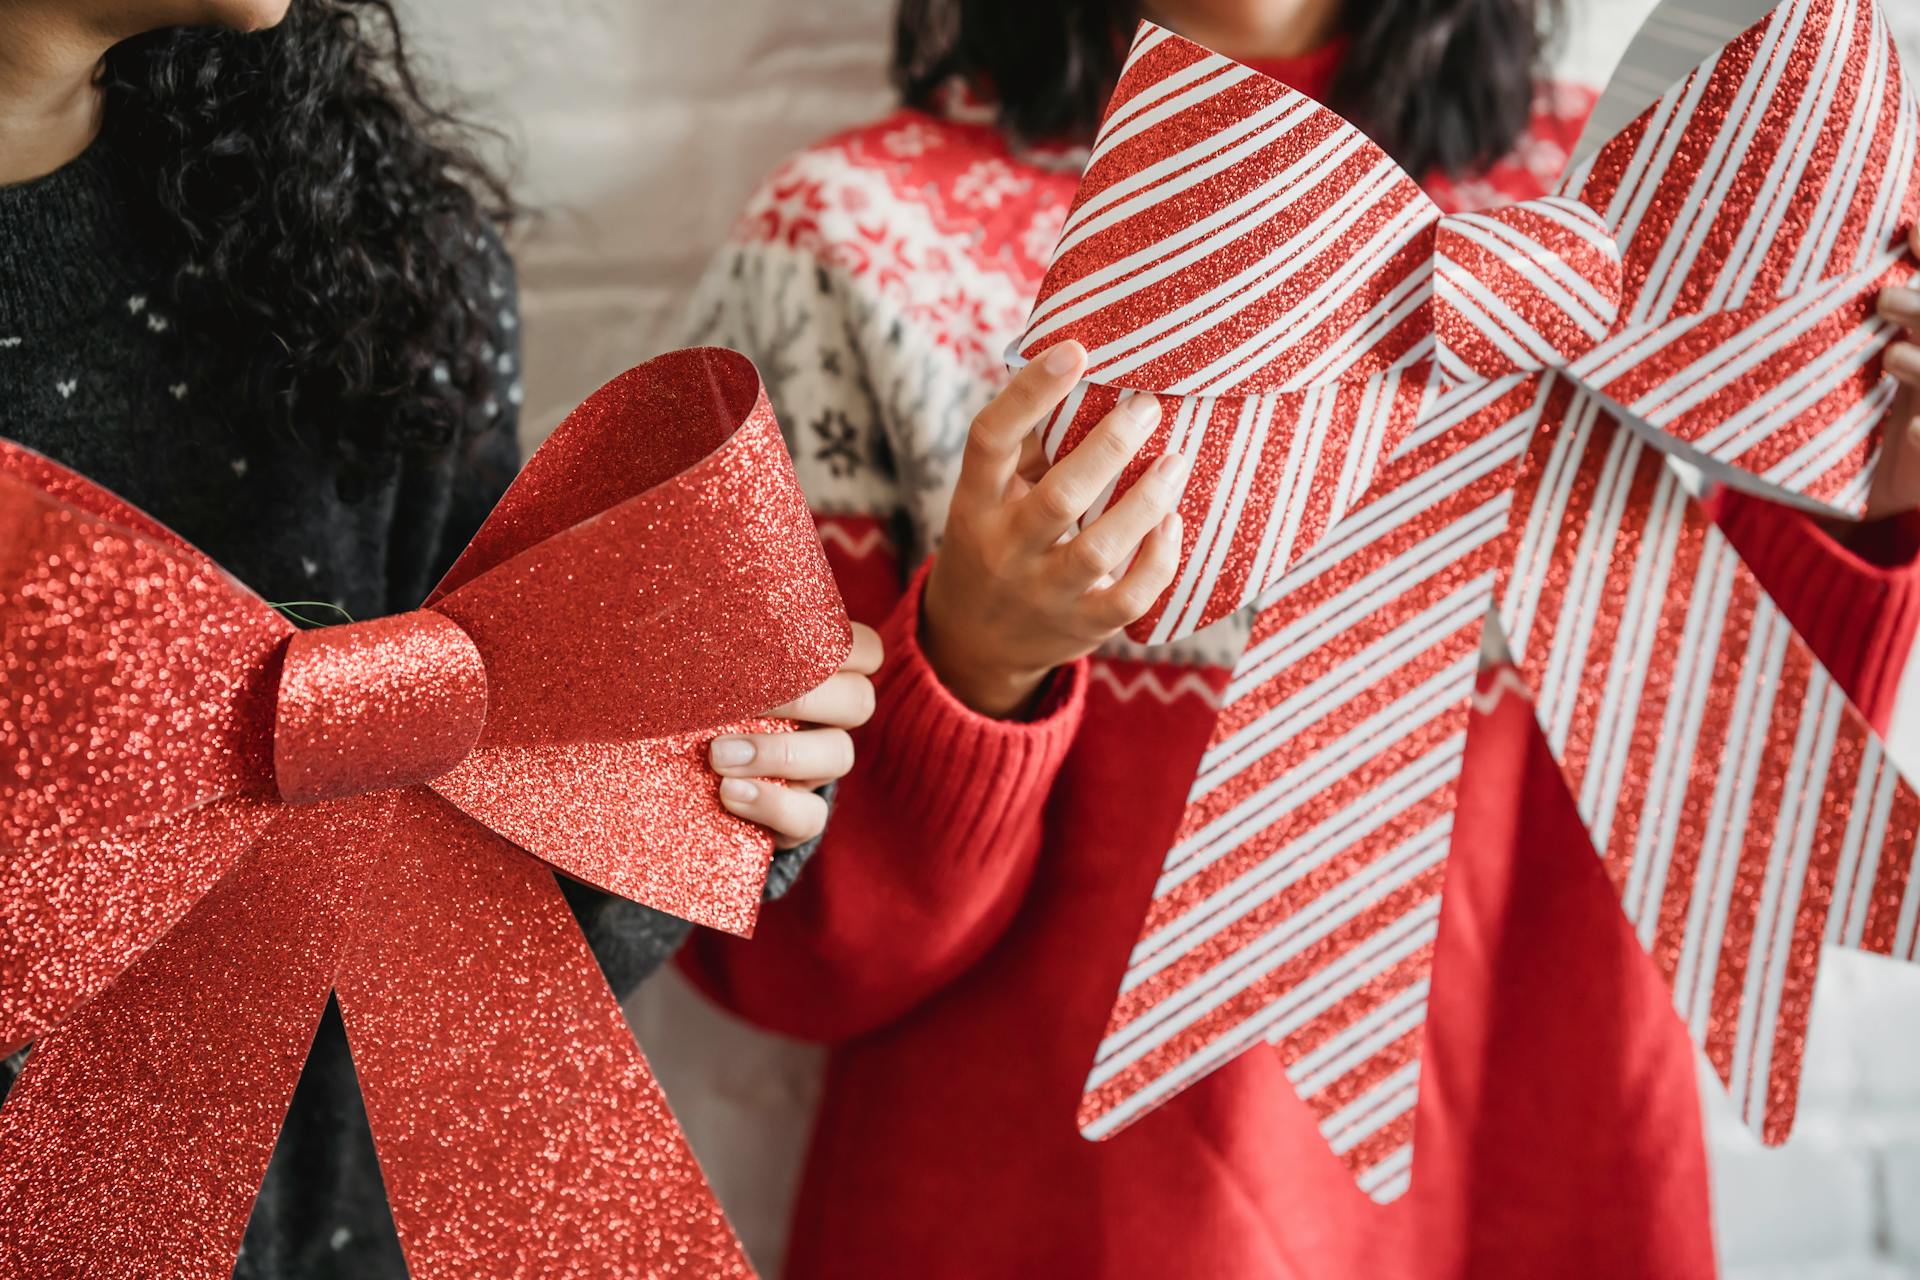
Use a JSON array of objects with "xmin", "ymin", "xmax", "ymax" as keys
[{"xmin": 0, "ymin": 2, "xmax": 876, "ymax": 1275}]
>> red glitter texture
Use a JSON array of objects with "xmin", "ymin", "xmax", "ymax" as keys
[{"xmin": 0, "ymin": 347, "xmax": 850, "ymax": 1278}]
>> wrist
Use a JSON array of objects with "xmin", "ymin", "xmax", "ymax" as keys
[{"xmin": 920, "ymin": 569, "xmax": 1053, "ymax": 719}]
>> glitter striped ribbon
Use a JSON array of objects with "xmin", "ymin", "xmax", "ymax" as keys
[{"xmin": 1019, "ymin": 0, "xmax": 1920, "ymax": 1201}]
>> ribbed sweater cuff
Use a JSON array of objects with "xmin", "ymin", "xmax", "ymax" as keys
[
  {"xmin": 861, "ymin": 559, "xmax": 1087, "ymax": 858},
  {"xmin": 1707, "ymin": 488, "xmax": 1920, "ymax": 733}
]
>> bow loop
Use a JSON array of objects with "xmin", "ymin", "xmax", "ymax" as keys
[
  {"xmin": 272, "ymin": 611, "xmax": 489, "ymax": 804},
  {"xmin": 1433, "ymin": 196, "xmax": 1625, "ymax": 381},
  {"xmin": 1015, "ymin": 23, "xmax": 1438, "ymax": 398},
  {"xmin": 0, "ymin": 443, "xmax": 289, "ymax": 855}
]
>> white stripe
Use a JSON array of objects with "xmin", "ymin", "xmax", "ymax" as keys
[
  {"xmin": 1321, "ymin": 1061, "xmax": 1420, "ymax": 1155},
  {"xmin": 1025, "ymin": 129, "xmax": 1372, "ymax": 349},
  {"xmin": 1060, "ymin": 88, "xmax": 1308, "ymax": 258},
  {"xmin": 1601, "ymin": 56, "xmax": 1715, "ymax": 260},
  {"xmin": 1076, "ymin": 60, "xmax": 1253, "ymax": 191},
  {"xmin": 1637, "ymin": 2, "xmax": 1806, "ymax": 324},
  {"xmin": 1154, "ymin": 395, "xmax": 1269, "ymax": 643},
  {"xmin": 1358, "ymin": 1146, "xmax": 1414, "ymax": 1203},
  {"xmin": 1538, "ymin": 423, "xmax": 1641, "ymax": 751},
  {"xmin": 1270, "ymin": 380, "xmax": 1536, "ymax": 604},
  {"xmin": 1626, "ymin": 528, "xmax": 1737, "ymax": 942},
  {"xmin": 1710, "ymin": 0, "xmax": 1857, "ymax": 310},
  {"xmin": 1227, "ymin": 500, "xmax": 1511, "ymax": 701},
  {"xmin": 1094, "ymin": 822, "xmax": 1451, "ymax": 1082},
  {"xmin": 1499, "ymin": 383, "xmax": 1600, "ymax": 659},
  {"xmin": 1445, "ymin": 210, "xmax": 1617, "ymax": 332},
  {"xmin": 1579, "ymin": 467, "xmax": 1687, "ymax": 850},
  {"xmin": 1173, "ymin": 654, "xmax": 1474, "ymax": 873},
  {"xmin": 1084, "ymin": 897, "xmax": 1442, "ymax": 1138},
  {"xmin": 1167, "ymin": 193, "xmax": 1433, "ymax": 394},
  {"xmin": 1198, "ymin": 576, "xmax": 1491, "ymax": 793},
  {"xmin": 1245, "ymin": 386, "xmax": 1333, "ymax": 600},
  {"xmin": 1177, "ymin": 390, "xmax": 1286, "ymax": 635},
  {"xmin": 1895, "ymin": 829, "xmax": 1920, "ymax": 961},
  {"xmin": 1733, "ymin": 678, "xmax": 1839, "ymax": 1123},
  {"xmin": 1679, "ymin": 607, "xmax": 1790, "ymax": 1036},
  {"xmin": 1140, "ymin": 744, "xmax": 1462, "ymax": 989},
  {"xmin": 1832, "ymin": 745, "xmax": 1892, "ymax": 948},
  {"xmin": 1764, "ymin": 379, "xmax": 1897, "ymax": 495},
  {"xmin": 1286, "ymin": 981, "xmax": 1430, "ymax": 1096},
  {"xmin": 1041, "ymin": 381, "xmax": 1091, "ymax": 458},
  {"xmin": 1778, "ymin": 0, "xmax": 1882, "ymax": 296}
]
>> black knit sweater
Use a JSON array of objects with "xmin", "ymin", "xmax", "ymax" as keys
[{"xmin": 0, "ymin": 137, "xmax": 809, "ymax": 1278}]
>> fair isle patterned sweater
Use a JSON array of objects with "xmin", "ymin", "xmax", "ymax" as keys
[{"xmin": 680, "ymin": 60, "xmax": 1920, "ymax": 1280}]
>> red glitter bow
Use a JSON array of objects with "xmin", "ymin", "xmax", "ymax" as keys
[{"xmin": 0, "ymin": 348, "xmax": 850, "ymax": 1278}]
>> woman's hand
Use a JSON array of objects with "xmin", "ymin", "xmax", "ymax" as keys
[
  {"xmin": 1868, "ymin": 222, "xmax": 1920, "ymax": 518},
  {"xmin": 921, "ymin": 340, "xmax": 1187, "ymax": 717},
  {"xmin": 710, "ymin": 622, "xmax": 883, "ymax": 848}
]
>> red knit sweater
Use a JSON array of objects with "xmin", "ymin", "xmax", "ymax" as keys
[{"xmin": 683, "ymin": 49, "xmax": 1920, "ymax": 1280}]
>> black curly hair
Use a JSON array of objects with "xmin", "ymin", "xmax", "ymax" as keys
[
  {"xmin": 97, "ymin": 0, "xmax": 517, "ymax": 487},
  {"xmin": 895, "ymin": 0, "xmax": 1563, "ymax": 179}
]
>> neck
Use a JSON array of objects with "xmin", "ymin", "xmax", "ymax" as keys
[
  {"xmin": 1150, "ymin": 0, "xmax": 1345, "ymax": 61},
  {"xmin": 0, "ymin": 10, "xmax": 115, "ymax": 186}
]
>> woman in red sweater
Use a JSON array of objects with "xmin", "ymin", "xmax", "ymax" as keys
[{"xmin": 685, "ymin": 0, "xmax": 1920, "ymax": 1274}]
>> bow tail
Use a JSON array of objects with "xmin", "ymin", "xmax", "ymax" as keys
[
  {"xmin": 2, "ymin": 796, "xmax": 279, "ymax": 1053},
  {"xmin": 334, "ymin": 788, "xmax": 752, "ymax": 1280},
  {"xmin": 0, "ymin": 798, "xmax": 387, "ymax": 1278},
  {"xmin": 1080, "ymin": 373, "xmax": 1547, "ymax": 1202},
  {"xmin": 1499, "ymin": 390, "xmax": 1920, "ymax": 1144},
  {"xmin": 429, "ymin": 719, "xmax": 794, "ymax": 938}
]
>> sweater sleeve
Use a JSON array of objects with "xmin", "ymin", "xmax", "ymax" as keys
[
  {"xmin": 679, "ymin": 559, "xmax": 1087, "ymax": 1041},
  {"xmin": 1706, "ymin": 487, "xmax": 1920, "ymax": 734}
]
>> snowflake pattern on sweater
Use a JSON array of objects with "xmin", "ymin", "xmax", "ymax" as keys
[{"xmin": 685, "ymin": 81, "xmax": 1595, "ymax": 674}]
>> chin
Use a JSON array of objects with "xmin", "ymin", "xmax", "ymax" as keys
[{"xmin": 209, "ymin": 0, "xmax": 292, "ymax": 31}]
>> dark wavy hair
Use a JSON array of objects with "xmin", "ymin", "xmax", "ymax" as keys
[
  {"xmin": 97, "ymin": 0, "xmax": 517, "ymax": 488},
  {"xmin": 894, "ymin": 0, "xmax": 1562, "ymax": 178}
]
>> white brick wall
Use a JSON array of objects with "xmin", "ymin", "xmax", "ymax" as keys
[{"xmin": 395, "ymin": 1, "xmax": 1920, "ymax": 1272}]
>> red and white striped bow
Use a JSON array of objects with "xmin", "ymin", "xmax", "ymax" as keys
[{"xmin": 1021, "ymin": 0, "xmax": 1920, "ymax": 1202}]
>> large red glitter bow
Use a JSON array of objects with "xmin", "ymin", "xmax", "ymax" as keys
[
  {"xmin": 1022, "ymin": 0, "xmax": 1920, "ymax": 1202},
  {"xmin": 0, "ymin": 347, "xmax": 850, "ymax": 1277}
]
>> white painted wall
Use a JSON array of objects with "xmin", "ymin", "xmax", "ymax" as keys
[{"xmin": 394, "ymin": 1, "xmax": 1920, "ymax": 1272}]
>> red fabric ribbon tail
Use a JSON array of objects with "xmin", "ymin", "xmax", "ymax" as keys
[
  {"xmin": 0, "ymin": 798, "xmax": 388, "ymax": 1278},
  {"xmin": 335, "ymin": 789, "xmax": 754, "ymax": 1280}
]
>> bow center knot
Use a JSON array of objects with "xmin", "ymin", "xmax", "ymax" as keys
[
  {"xmin": 1432, "ymin": 195, "xmax": 1624, "ymax": 382},
  {"xmin": 272, "ymin": 610, "xmax": 488, "ymax": 805}
]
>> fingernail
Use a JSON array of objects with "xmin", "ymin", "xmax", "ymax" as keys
[
  {"xmin": 1882, "ymin": 287, "xmax": 1920, "ymax": 322},
  {"xmin": 1043, "ymin": 341, "xmax": 1084, "ymax": 375},
  {"xmin": 1121, "ymin": 393, "xmax": 1161, "ymax": 426},
  {"xmin": 1163, "ymin": 512, "xmax": 1183, "ymax": 537},
  {"xmin": 1889, "ymin": 343, "xmax": 1920, "ymax": 379},
  {"xmin": 1149, "ymin": 450, "xmax": 1189, "ymax": 492},
  {"xmin": 711, "ymin": 737, "xmax": 755, "ymax": 768},
  {"xmin": 720, "ymin": 778, "xmax": 759, "ymax": 804}
]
